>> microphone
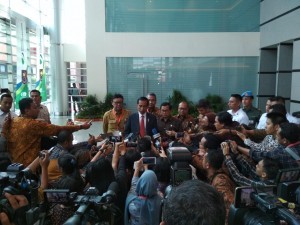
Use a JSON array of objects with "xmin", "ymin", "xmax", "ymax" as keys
[
  {"xmin": 124, "ymin": 133, "xmax": 133, "ymax": 143},
  {"xmin": 97, "ymin": 138, "xmax": 110, "ymax": 147},
  {"xmin": 103, "ymin": 181, "xmax": 119, "ymax": 203},
  {"xmin": 152, "ymin": 128, "xmax": 161, "ymax": 140}
]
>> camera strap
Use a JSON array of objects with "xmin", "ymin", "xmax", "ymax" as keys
[
  {"xmin": 14, "ymin": 205, "xmax": 30, "ymax": 225},
  {"xmin": 284, "ymin": 147, "xmax": 300, "ymax": 164},
  {"xmin": 0, "ymin": 198, "xmax": 14, "ymax": 222}
]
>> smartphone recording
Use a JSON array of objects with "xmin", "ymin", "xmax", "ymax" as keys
[{"xmin": 142, "ymin": 157, "xmax": 156, "ymax": 165}]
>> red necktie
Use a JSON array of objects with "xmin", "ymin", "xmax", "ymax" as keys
[{"xmin": 140, "ymin": 115, "xmax": 145, "ymax": 137}]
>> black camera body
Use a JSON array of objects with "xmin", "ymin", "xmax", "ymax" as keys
[
  {"xmin": 167, "ymin": 147, "xmax": 192, "ymax": 186},
  {"xmin": 56, "ymin": 183, "xmax": 121, "ymax": 225},
  {"xmin": 229, "ymin": 168, "xmax": 300, "ymax": 225},
  {"xmin": 109, "ymin": 136, "xmax": 122, "ymax": 142},
  {"xmin": 0, "ymin": 163, "xmax": 40, "ymax": 225}
]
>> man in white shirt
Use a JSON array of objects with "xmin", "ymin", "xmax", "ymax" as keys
[
  {"xmin": 227, "ymin": 94, "xmax": 249, "ymax": 125},
  {"xmin": 0, "ymin": 93, "xmax": 17, "ymax": 133},
  {"xmin": 257, "ymin": 97, "xmax": 273, "ymax": 129},
  {"xmin": 30, "ymin": 89, "xmax": 51, "ymax": 124},
  {"xmin": 258, "ymin": 96, "xmax": 299, "ymax": 129}
]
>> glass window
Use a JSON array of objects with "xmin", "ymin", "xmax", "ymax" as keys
[
  {"xmin": 106, "ymin": 0, "xmax": 260, "ymax": 32},
  {"xmin": 107, "ymin": 57, "xmax": 258, "ymax": 112},
  {"xmin": 66, "ymin": 62, "xmax": 87, "ymax": 114}
]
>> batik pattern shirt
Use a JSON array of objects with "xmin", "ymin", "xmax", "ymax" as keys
[
  {"xmin": 244, "ymin": 135, "xmax": 279, "ymax": 152},
  {"xmin": 6, "ymin": 117, "xmax": 80, "ymax": 166}
]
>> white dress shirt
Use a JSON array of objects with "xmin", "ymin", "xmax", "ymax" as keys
[{"xmin": 227, "ymin": 108, "xmax": 249, "ymax": 125}]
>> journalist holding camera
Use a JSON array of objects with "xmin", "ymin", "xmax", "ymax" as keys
[{"xmin": 0, "ymin": 192, "xmax": 29, "ymax": 225}]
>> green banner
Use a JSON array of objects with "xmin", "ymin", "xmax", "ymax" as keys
[
  {"xmin": 15, "ymin": 70, "xmax": 29, "ymax": 109},
  {"xmin": 36, "ymin": 69, "xmax": 47, "ymax": 101}
]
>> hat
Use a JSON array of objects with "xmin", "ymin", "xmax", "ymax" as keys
[{"xmin": 241, "ymin": 91, "xmax": 253, "ymax": 98}]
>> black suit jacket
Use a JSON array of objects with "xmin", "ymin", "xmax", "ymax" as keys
[{"xmin": 124, "ymin": 112, "xmax": 158, "ymax": 137}]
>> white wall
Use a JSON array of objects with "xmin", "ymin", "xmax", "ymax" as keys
[
  {"xmin": 85, "ymin": 0, "xmax": 260, "ymax": 100},
  {"xmin": 63, "ymin": 44, "xmax": 86, "ymax": 62},
  {"xmin": 59, "ymin": 0, "xmax": 86, "ymax": 62}
]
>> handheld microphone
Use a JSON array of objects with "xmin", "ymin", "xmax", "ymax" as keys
[
  {"xmin": 124, "ymin": 133, "xmax": 133, "ymax": 143},
  {"xmin": 152, "ymin": 128, "xmax": 161, "ymax": 140}
]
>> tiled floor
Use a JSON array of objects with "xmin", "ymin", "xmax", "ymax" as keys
[{"xmin": 51, "ymin": 115, "xmax": 103, "ymax": 144}]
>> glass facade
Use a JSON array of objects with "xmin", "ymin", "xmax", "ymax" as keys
[
  {"xmin": 107, "ymin": 57, "xmax": 258, "ymax": 112},
  {"xmin": 66, "ymin": 62, "xmax": 87, "ymax": 113},
  {"xmin": 0, "ymin": 1, "xmax": 52, "ymax": 110},
  {"xmin": 106, "ymin": 0, "xmax": 260, "ymax": 32}
]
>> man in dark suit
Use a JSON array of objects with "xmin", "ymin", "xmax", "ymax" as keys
[{"xmin": 124, "ymin": 96, "xmax": 158, "ymax": 137}]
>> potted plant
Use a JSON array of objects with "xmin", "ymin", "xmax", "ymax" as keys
[{"xmin": 76, "ymin": 93, "xmax": 113, "ymax": 120}]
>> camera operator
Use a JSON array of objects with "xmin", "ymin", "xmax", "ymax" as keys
[
  {"xmin": 50, "ymin": 153, "xmax": 85, "ymax": 225},
  {"xmin": 125, "ymin": 159, "xmax": 162, "ymax": 225},
  {"xmin": 26, "ymin": 149, "xmax": 50, "ymax": 202},
  {"xmin": 153, "ymin": 151, "xmax": 171, "ymax": 196},
  {"xmin": 0, "ymin": 192, "xmax": 29, "ymax": 225},
  {"xmin": 85, "ymin": 147, "xmax": 127, "ymax": 224},
  {"xmin": 137, "ymin": 137, "xmax": 157, "ymax": 157},
  {"xmin": 161, "ymin": 179, "xmax": 226, "ymax": 225},
  {"xmin": 221, "ymin": 141, "xmax": 279, "ymax": 188}
]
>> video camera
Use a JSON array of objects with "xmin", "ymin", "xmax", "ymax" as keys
[
  {"xmin": 44, "ymin": 182, "xmax": 120, "ymax": 225},
  {"xmin": 0, "ymin": 163, "xmax": 40, "ymax": 225},
  {"xmin": 167, "ymin": 147, "xmax": 192, "ymax": 186},
  {"xmin": 229, "ymin": 167, "xmax": 300, "ymax": 225}
]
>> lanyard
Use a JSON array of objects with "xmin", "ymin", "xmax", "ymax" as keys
[{"xmin": 113, "ymin": 109, "xmax": 125, "ymax": 126}]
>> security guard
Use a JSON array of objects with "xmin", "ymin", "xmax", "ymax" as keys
[{"xmin": 241, "ymin": 91, "xmax": 261, "ymax": 129}]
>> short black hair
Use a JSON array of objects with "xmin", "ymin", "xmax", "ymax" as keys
[
  {"xmin": 269, "ymin": 96, "xmax": 277, "ymax": 102},
  {"xmin": 266, "ymin": 111, "xmax": 287, "ymax": 125},
  {"xmin": 279, "ymin": 122, "xmax": 300, "ymax": 143},
  {"xmin": 58, "ymin": 153, "xmax": 77, "ymax": 175},
  {"xmin": 206, "ymin": 148, "xmax": 224, "ymax": 170},
  {"xmin": 137, "ymin": 137, "xmax": 151, "ymax": 153},
  {"xmin": 231, "ymin": 94, "xmax": 242, "ymax": 102},
  {"xmin": 269, "ymin": 104, "xmax": 287, "ymax": 115},
  {"xmin": 85, "ymin": 158, "xmax": 115, "ymax": 195},
  {"xmin": 137, "ymin": 96, "xmax": 149, "ymax": 105},
  {"xmin": 112, "ymin": 93, "xmax": 124, "ymax": 100},
  {"xmin": 160, "ymin": 102, "xmax": 172, "ymax": 110},
  {"xmin": 203, "ymin": 133, "xmax": 222, "ymax": 149},
  {"xmin": 57, "ymin": 130, "xmax": 73, "ymax": 144},
  {"xmin": 0, "ymin": 93, "xmax": 12, "ymax": 101},
  {"xmin": 19, "ymin": 98, "xmax": 33, "ymax": 114},
  {"xmin": 153, "ymin": 157, "xmax": 171, "ymax": 183},
  {"xmin": 275, "ymin": 96, "xmax": 285, "ymax": 105},
  {"xmin": 147, "ymin": 92, "xmax": 157, "ymax": 99},
  {"xmin": 30, "ymin": 89, "xmax": 41, "ymax": 96},
  {"xmin": 197, "ymin": 99, "xmax": 210, "ymax": 109},
  {"xmin": 125, "ymin": 149, "xmax": 142, "ymax": 171},
  {"xmin": 262, "ymin": 158, "xmax": 280, "ymax": 179},
  {"xmin": 216, "ymin": 111, "xmax": 233, "ymax": 126},
  {"xmin": 163, "ymin": 179, "xmax": 226, "ymax": 225}
]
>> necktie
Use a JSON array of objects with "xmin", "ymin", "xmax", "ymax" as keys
[{"xmin": 140, "ymin": 115, "xmax": 145, "ymax": 137}]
